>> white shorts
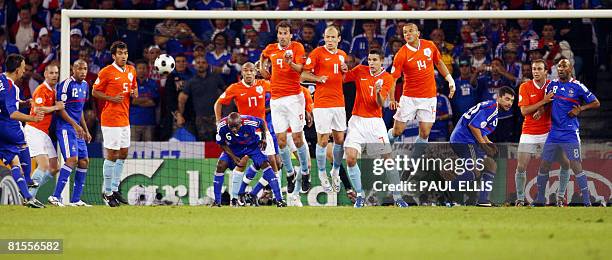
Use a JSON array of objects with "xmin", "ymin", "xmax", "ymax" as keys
[
  {"xmin": 287, "ymin": 132, "xmax": 308, "ymax": 153},
  {"xmin": 344, "ymin": 116, "xmax": 391, "ymax": 156},
  {"xmin": 270, "ymin": 93, "xmax": 305, "ymax": 133},
  {"xmin": 256, "ymin": 131, "xmax": 276, "ymax": 156},
  {"xmin": 393, "ymin": 96, "xmax": 437, "ymax": 123},
  {"xmin": 101, "ymin": 126, "xmax": 131, "ymax": 150},
  {"xmin": 23, "ymin": 125, "xmax": 57, "ymax": 158},
  {"xmin": 313, "ymin": 107, "xmax": 347, "ymax": 134},
  {"xmin": 518, "ymin": 133, "xmax": 549, "ymax": 154}
]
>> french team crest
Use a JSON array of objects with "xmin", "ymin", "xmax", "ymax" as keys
[
  {"xmin": 423, "ymin": 48, "xmax": 432, "ymax": 58},
  {"xmin": 256, "ymin": 85, "xmax": 264, "ymax": 94},
  {"xmin": 128, "ymin": 72, "xmax": 134, "ymax": 81},
  {"xmin": 568, "ymin": 88, "xmax": 575, "ymax": 97}
]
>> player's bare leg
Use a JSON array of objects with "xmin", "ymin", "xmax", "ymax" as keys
[
  {"xmin": 412, "ymin": 121, "xmax": 433, "ymax": 158},
  {"xmin": 388, "ymin": 119, "xmax": 407, "ymax": 144}
]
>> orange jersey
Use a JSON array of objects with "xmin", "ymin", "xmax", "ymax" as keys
[
  {"xmin": 27, "ymin": 82, "xmax": 55, "ymax": 134},
  {"xmin": 390, "ymin": 39, "xmax": 441, "ymax": 98},
  {"xmin": 92, "ymin": 63, "xmax": 138, "ymax": 127},
  {"xmin": 218, "ymin": 79, "xmax": 269, "ymax": 121},
  {"xmin": 303, "ymin": 46, "xmax": 347, "ymax": 108},
  {"xmin": 262, "ymin": 41, "xmax": 305, "ymax": 99},
  {"xmin": 518, "ymin": 79, "xmax": 551, "ymax": 135},
  {"xmin": 302, "ymin": 87, "xmax": 314, "ymax": 113},
  {"xmin": 344, "ymin": 65, "xmax": 393, "ymax": 118}
]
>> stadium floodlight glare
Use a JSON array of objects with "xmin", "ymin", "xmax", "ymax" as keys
[{"xmin": 60, "ymin": 9, "xmax": 612, "ymax": 80}]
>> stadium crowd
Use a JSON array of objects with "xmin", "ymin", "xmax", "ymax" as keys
[{"xmin": 1, "ymin": 0, "xmax": 610, "ymax": 144}]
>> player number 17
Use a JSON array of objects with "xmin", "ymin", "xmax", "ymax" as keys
[{"xmin": 247, "ymin": 96, "xmax": 257, "ymax": 107}]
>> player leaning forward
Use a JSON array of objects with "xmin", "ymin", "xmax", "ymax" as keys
[
  {"xmin": 259, "ymin": 21, "xmax": 312, "ymax": 194},
  {"xmin": 92, "ymin": 41, "xmax": 138, "ymax": 207},
  {"xmin": 300, "ymin": 25, "xmax": 347, "ymax": 193},
  {"xmin": 343, "ymin": 49, "xmax": 409, "ymax": 208},
  {"xmin": 388, "ymin": 23, "xmax": 455, "ymax": 157}
]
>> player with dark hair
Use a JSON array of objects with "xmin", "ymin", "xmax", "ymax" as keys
[
  {"xmin": 537, "ymin": 59, "xmax": 600, "ymax": 207},
  {"xmin": 0, "ymin": 54, "xmax": 45, "ymax": 208},
  {"xmin": 259, "ymin": 21, "xmax": 312, "ymax": 195},
  {"xmin": 92, "ymin": 41, "xmax": 138, "ymax": 207},
  {"xmin": 213, "ymin": 112, "xmax": 286, "ymax": 207},
  {"xmin": 450, "ymin": 86, "xmax": 515, "ymax": 206}
]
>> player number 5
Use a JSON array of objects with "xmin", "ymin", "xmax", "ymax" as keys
[{"xmin": 123, "ymin": 83, "xmax": 129, "ymax": 93}]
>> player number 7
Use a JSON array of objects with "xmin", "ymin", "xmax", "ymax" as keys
[{"xmin": 369, "ymin": 86, "xmax": 374, "ymax": 96}]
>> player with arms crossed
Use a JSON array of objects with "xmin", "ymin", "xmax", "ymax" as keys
[
  {"xmin": 213, "ymin": 112, "xmax": 286, "ymax": 207},
  {"xmin": 537, "ymin": 59, "xmax": 600, "ymax": 207},
  {"xmin": 92, "ymin": 41, "xmax": 138, "ymax": 207},
  {"xmin": 389, "ymin": 23, "xmax": 456, "ymax": 158},
  {"xmin": 300, "ymin": 25, "xmax": 348, "ymax": 192},
  {"xmin": 49, "ymin": 60, "xmax": 92, "ymax": 207},
  {"xmin": 344, "ymin": 49, "xmax": 409, "ymax": 208},
  {"xmin": 0, "ymin": 54, "xmax": 45, "ymax": 208},
  {"xmin": 259, "ymin": 21, "xmax": 312, "ymax": 194},
  {"xmin": 214, "ymin": 62, "xmax": 278, "ymax": 206},
  {"xmin": 26, "ymin": 63, "xmax": 65, "ymax": 198},
  {"xmin": 514, "ymin": 59, "xmax": 569, "ymax": 206},
  {"xmin": 450, "ymin": 87, "xmax": 515, "ymax": 206}
]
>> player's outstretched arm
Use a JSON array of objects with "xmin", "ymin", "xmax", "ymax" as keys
[
  {"xmin": 258, "ymin": 55, "xmax": 271, "ymax": 79},
  {"xmin": 35, "ymin": 101, "xmax": 65, "ymax": 114},
  {"xmin": 176, "ymin": 92, "xmax": 189, "ymax": 127},
  {"xmin": 10, "ymin": 110, "xmax": 42, "ymax": 122},
  {"xmin": 300, "ymin": 71, "xmax": 327, "ymax": 84}
]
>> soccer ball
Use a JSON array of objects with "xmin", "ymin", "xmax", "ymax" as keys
[{"xmin": 154, "ymin": 54, "xmax": 175, "ymax": 75}]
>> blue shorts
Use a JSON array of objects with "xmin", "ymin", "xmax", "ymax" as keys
[
  {"xmin": 451, "ymin": 143, "xmax": 486, "ymax": 160},
  {"xmin": 219, "ymin": 146, "xmax": 268, "ymax": 169},
  {"xmin": 56, "ymin": 128, "xmax": 88, "ymax": 160},
  {"xmin": 0, "ymin": 148, "xmax": 19, "ymax": 166},
  {"xmin": 542, "ymin": 131, "xmax": 581, "ymax": 162}
]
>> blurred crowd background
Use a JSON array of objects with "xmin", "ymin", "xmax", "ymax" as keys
[{"xmin": 1, "ymin": 0, "xmax": 611, "ymax": 144}]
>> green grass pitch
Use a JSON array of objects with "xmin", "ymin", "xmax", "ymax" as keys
[{"xmin": 1, "ymin": 206, "xmax": 611, "ymax": 259}]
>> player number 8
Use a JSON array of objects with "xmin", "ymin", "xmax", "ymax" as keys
[{"xmin": 574, "ymin": 149, "xmax": 579, "ymax": 158}]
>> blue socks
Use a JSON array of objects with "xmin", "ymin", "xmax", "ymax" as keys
[
  {"xmin": 557, "ymin": 168, "xmax": 570, "ymax": 198},
  {"xmin": 250, "ymin": 178, "xmax": 267, "ymax": 197},
  {"xmin": 332, "ymin": 143, "xmax": 343, "ymax": 170},
  {"xmin": 239, "ymin": 166, "xmax": 257, "ymax": 195},
  {"xmin": 576, "ymin": 172, "xmax": 591, "ymax": 205},
  {"xmin": 279, "ymin": 146, "xmax": 295, "ymax": 176},
  {"xmin": 71, "ymin": 168, "xmax": 87, "ymax": 203},
  {"xmin": 19, "ymin": 147, "xmax": 32, "ymax": 184},
  {"xmin": 112, "ymin": 159, "xmax": 125, "ymax": 192},
  {"xmin": 231, "ymin": 169, "xmax": 244, "ymax": 199},
  {"xmin": 296, "ymin": 144, "xmax": 310, "ymax": 174},
  {"xmin": 347, "ymin": 165, "xmax": 363, "ymax": 196},
  {"xmin": 515, "ymin": 170, "xmax": 526, "ymax": 200},
  {"xmin": 479, "ymin": 172, "xmax": 495, "ymax": 203},
  {"xmin": 53, "ymin": 165, "xmax": 73, "ymax": 198},
  {"xmin": 262, "ymin": 167, "xmax": 282, "ymax": 200},
  {"xmin": 102, "ymin": 159, "xmax": 115, "ymax": 195},
  {"xmin": 11, "ymin": 166, "xmax": 32, "ymax": 200},
  {"xmin": 213, "ymin": 173, "xmax": 224, "ymax": 204},
  {"xmin": 536, "ymin": 171, "xmax": 549, "ymax": 203},
  {"xmin": 452, "ymin": 171, "xmax": 475, "ymax": 190},
  {"xmin": 315, "ymin": 144, "xmax": 327, "ymax": 175}
]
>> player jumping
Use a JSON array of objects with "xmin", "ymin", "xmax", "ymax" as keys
[
  {"xmin": 537, "ymin": 59, "xmax": 600, "ymax": 207},
  {"xmin": 388, "ymin": 23, "xmax": 455, "ymax": 159},
  {"xmin": 92, "ymin": 41, "xmax": 138, "ymax": 207}
]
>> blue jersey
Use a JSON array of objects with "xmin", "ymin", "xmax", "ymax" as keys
[
  {"xmin": 546, "ymin": 78, "xmax": 597, "ymax": 142},
  {"xmin": 0, "ymin": 74, "xmax": 25, "ymax": 150},
  {"xmin": 56, "ymin": 77, "xmax": 88, "ymax": 130},
  {"xmin": 216, "ymin": 115, "xmax": 265, "ymax": 151},
  {"xmin": 450, "ymin": 100, "xmax": 499, "ymax": 144},
  {"xmin": 477, "ymin": 74, "xmax": 514, "ymax": 119}
]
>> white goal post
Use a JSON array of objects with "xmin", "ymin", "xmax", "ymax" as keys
[{"xmin": 60, "ymin": 9, "xmax": 612, "ymax": 80}]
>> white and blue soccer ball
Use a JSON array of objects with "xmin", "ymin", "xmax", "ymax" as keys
[{"xmin": 154, "ymin": 54, "xmax": 175, "ymax": 75}]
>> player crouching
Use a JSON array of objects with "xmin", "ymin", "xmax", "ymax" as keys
[
  {"xmin": 213, "ymin": 112, "xmax": 286, "ymax": 207},
  {"xmin": 449, "ymin": 87, "xmax": 515, "ymax": 207}
]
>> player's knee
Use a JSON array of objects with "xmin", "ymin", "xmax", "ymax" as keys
[
  {"xmin": 65, "ymin": 157, "xmax": 78, "ymax": 167},
  {"xmin": 569, "ymin": 161, "xmax": 582, "ymax": 173},
  {"xmin": 333, "ymin": 134, "xmax": 345, "ymax": 144},
  {"xmin": 516, "ymin": 162, "xmax": 526, "ymax": 173},
  {"xmin": 78, "ymin": 158, "xmax": 89, "ymax": 169},
  {"xmin": 346, "ymin": 156, "xmax": 357, "ymax": 167},
  {"xmin": 392, "ymin": 127, "xmax": 403, "ymax": 137},
  {"xmin": 318, "ymin": 138, "xmax": 329, "ymax": 147},
  {"xmin": 484, "ymin": 158, "xmax": 497, "ymax": 173},
  {"xmin": 293, "ymin": 135, "xmax": 304, "ymax": 147}
]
